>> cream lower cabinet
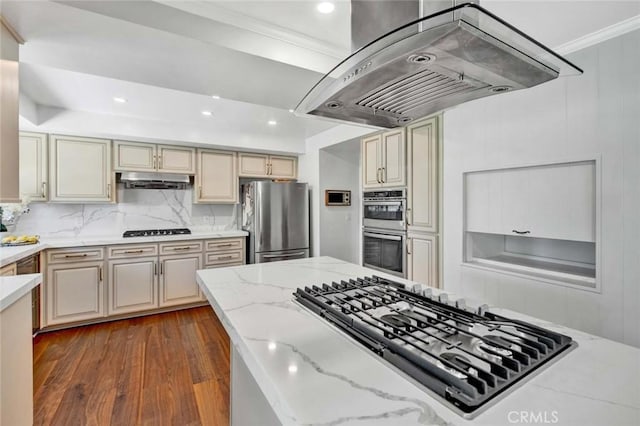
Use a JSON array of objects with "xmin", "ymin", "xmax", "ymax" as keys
[
  {"xmin": 45, "ymin": 260, "xmax": 105, "ymax": 326},
  {"xmin": 49, "ymin": 135, "xmax": 114, "ymax": 203},
  {"xmin": 0, "ymin": 263, "xmax": 17, "ymax": 276},
  {"xmin": 407, "ymin": 234, "xmax": 438, "ymax": 287},
  {"xmin": 107, "ymin": 257, "xmax": 158, "ymax": 315},
  {"xmin": 159, "ymin": 253, "xmax": 203, "ymax": 307},
  {"xmin": 195, "ymin": 149, "xmax": 238, "ymax": 204}
]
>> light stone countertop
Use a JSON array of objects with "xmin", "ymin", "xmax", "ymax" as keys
[
  {"xmin": 0, "ymin": 273, "xmax": 42, "ymax": 312},
  {"xmin": 197, "ymin": 256, "xmax": 640, "ymax": 426},
  {"xmin": 0, "ymin": 230, "xmax": 248, "ymax": 267}
]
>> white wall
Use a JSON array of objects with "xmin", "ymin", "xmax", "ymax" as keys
[
  {"xmin": 443, "ymin": 30, "xmax": 640, "ymax": 347},
  {"xmin": 319, "ymin": 139, "xmax": 361, "ymax": 264},
  {"xmin": 298, "ymin": 124, "xmax": 374, "ymax": 256},
  {"xmin": 13, "ymin": 185, "xmax": 238, "ymax": 237}
]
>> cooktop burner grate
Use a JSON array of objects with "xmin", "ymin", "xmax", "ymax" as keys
[
  {"xmin": 122, "ymin": 228, "xmax": 191, "ymax": 238},
  {"xmin": 294, "ymin": 276, "xmax": 574, "ymax": 417}
]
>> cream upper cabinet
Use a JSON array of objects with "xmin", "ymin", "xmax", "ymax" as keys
[
  {"xmin": 195, "ymin": 149, "xmax": 238, "ymax": 204},
  {"xmin": 157, "ymin": 144, "xmax": 196, "ymax": 174},
  {"xmin": 0, "ymin": 22, "xmax": 20, "ymax": 203},
  {"xmin": 49, "ymin": 135, "xmax": 114, "ymax": 203},
  {"xmin": 114, "ymin": 141, "xmax": 195, "ymax": 174},
  {"xmin": 407, "ymin": 117, "xmax": 438, "ymax": 233},
  {"xmin": 238, "ymin": 153, "xmax": 297, "ymax": 179},
  {"xmin": 19, "ymin": 132, "xmax": 48, "ymax": 202},
  {"xmin": 407, "ymin": 234, "xmax": 438, "ymax": 287},
  {"xmin": 113, "ymin": 141, "xmax": 156, "ymax": 172},
  {"xmin": 362, "ymin": 130, "xmax": 405, "ymax": 189}
]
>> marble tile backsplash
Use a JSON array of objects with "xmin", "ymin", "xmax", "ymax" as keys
[{"xmin": 13, "ymin": 185, "xmax": 239, "ymax": 237}]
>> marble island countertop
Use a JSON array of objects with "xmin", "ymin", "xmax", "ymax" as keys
[
  {"xmin": 0, "ymin": 273, "xmax": 42, "ymax": 312},
  {"xmin": 196, "ymin": 257, "xmax": 640, "ymax": 426},
  {"xmin": 0, "ymin": 230, "xmax": 248, "ymax": 267}
]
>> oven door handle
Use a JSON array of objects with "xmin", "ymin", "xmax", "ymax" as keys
[
  {"xmin": 363, "ymin": 201, "xmax": 403, "ymax": 207},
  {"xmin": 363, "ymin": 232, "xmax": 403, "ymax": 241}
]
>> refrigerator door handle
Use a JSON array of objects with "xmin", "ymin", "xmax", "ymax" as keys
[{"xmin": 262, "ymin": 251, "xmax": 307, "ymax": 259}]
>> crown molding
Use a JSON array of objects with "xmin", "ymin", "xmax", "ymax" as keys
[
  {"xmin": 555, "ymin": 14, "xmax": 640, "ymax": 55},
  {"xmin": 0, "ymin": 15, "xmax": 25, "ymax": 44}
]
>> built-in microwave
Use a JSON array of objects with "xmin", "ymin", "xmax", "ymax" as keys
[
  {"xmin": 363, "ymin": 188, "xmax": 406, "ymax": 231},
  {"xmin": 325, "ymin": 190, "xmax": 351, "ymax": 206}
]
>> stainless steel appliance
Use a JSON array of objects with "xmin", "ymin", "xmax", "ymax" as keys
[
  {"xmin": 295, "ymin": 0, "xmax": 583, "ymax": 128},
  {"xmin": 122, "ymin": 228, "xmax": 191, "ymax": 238},
  {"xmin": 120, "ymin": 172, "xmax": 190, "ymax": 190},
  {"xmin": 16, "ymin": 253, "xmax": 40, "ymax": 335},
  {"xmin": 363, "ymin": 229, "xmax": 406, "ymax": 278},
  {"xmin": 325, "ymin": 190, "xmax": 351, "ymax": 206},
  {"xmin": 294, "ymin": 275, "xmax": 575, "ymax": 418},
  {"xmin": 363, "ymin": 189, "xmax": 406, "ymax": 231},
  {"xmin": 242, "ymin": 181, "xmax": 309, "ymax": 264}
]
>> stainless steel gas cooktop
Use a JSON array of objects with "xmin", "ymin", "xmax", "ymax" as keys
[{"xmin": 294, "ymin": 276, "xmax": 574, "ymax": 418}]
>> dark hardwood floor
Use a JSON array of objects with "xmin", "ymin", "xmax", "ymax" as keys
[{"xmin": 33, "ymin": 307, "xmax": 230, "ymax": 425}]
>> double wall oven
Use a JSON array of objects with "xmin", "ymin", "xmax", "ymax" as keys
[{"xmin": 362, "ymin": 189, "xmax": 407, "ymax": 277}]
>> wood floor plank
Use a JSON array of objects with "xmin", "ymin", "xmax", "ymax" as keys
[{"xmin": 33, "ymin": 307, "xmax": 230, "ymax": 425}]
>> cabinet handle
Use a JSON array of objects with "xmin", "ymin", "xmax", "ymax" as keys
[
  {"xmin": 218, "ymin": 255, "xmax": 234, "ymax": 260},
  {"xmin": 99, "ymin": 266, "xmax": 103, "ymax": 282},
  {"xmin": 153, "ymin": 155, "xmax": 157, "ymax": 169},
  {"xmin": 159, "ymin": 155, "xmax": 163, "ymax": 169},
  {"xmin": 160, "ymin": 262, "xmax": 163, "ymax": 275},
  {"xmin": 124, "ymin": 249, "xmax": 145, "ymax": 254},
  {"xmin": 64, "ymin": 253, "xmax": 88, "ymax": 258},
  {"xmin": 41, "ymin": 182, "xmax": 47, "ymax": 198},
  {"xmin": 407, "ymin": 241, "xmax": 412, "ymax": 255},
  {"xmin": 376, "ymin": 168, "xmax": 381, "ymax": 183},
  {"xmin": 512, "ymin": 230, "xmax": 531, "ymax": 235},
  {"xmin": 154, "ymin": 262, "xmax": 158, "ymax": 276},
  {"xmin": 215, "ymin": 243, "xmax": 233, "ymax": 248},
  {"xmin": 382, "ymin": 167, "xmax": 386, "ymax": 183},
  {"xmin": 107, "ymin": 183, "xmax": 112, "ymax": 199},
  {"xmin": 406, "ymin": 207, "xmax": 411, "ymax": 226},
  {"xmin": 199, "ymin": 185, "xmax": 202, "ymax": 199},
  {"xmin": 171, "ymin": 246, "xmax": 192, "ymax": 251}
]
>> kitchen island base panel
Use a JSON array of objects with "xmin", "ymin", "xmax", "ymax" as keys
[{"xmin": 231, "ymin": 345, "xmax": 281, "ymax": 426}]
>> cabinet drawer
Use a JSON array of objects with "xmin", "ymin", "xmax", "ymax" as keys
[
  {"xmin": 205, "ymin": 262, "xmax": 243, "ymax": 269},
  {"xmin": 108, "ymin": 244, "xmax": 158, "ymax": 259},
  {"xmin": 205, "ymin": 238, "xmax": 243, "ymax": 252},
  {"xmin": 159, "ymin": 241, "xmax": 203, "ymax": 255},
  {"xmin": 204, "ymin": 250, "xmax": 243, "ymax": 266},
  {"xmin": 47, "ymin": 247, "xmax": 105, "ymax": 264}
]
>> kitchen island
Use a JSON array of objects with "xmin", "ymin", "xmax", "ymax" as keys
[{"xmin": 196, "ymin": 257, "xmax": 640, "ymax": 426}]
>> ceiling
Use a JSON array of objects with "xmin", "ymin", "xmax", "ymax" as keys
[{"xmin": 4, "ymin": 0, "xmax": 639, "ymax": 150}]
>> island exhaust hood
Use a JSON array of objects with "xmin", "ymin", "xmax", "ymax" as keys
[
  {"xmin": 295, "ymin": 0, "xmax": 583, "ymax": 128},
  {"xmin": 120, "ymin": 172, "xmax": 190, "ymax": 190}
]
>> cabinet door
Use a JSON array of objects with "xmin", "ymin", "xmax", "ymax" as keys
[
  {"xmin": 0, "ymin": 263, "xmax": 17, "ymax": 276},
  {"xmin": 362, "ymin": 134, "xmax": 382, "ymax": 188},
  {"xmin": 407, "ymin": 118, "xmax": 438, "ymax": 233},
  {"xmin": 113, "ymin": 141, "xmax": 157, "ymax": 172},
  {"xmin": 107, "ymin": 258, "xmax": 158, "ymax": 315},
  {"xmin": 238, "ymin": 153, "xmax": 269, "ymax": 177},
  {"xmin": 269, "ymin": 155, "xmax": 297, "ymax": 179},
  {"xmin": 19, "ymin": 132, "xmax": 48, "ymax": 201},
  {"xmin": 407, "ymin": 235, "xmax": 438, "ymax": 287},
  {"xmin": 159, "ymin": 254, "xmax": 203, "ymax": 307},
  {"xmin": 196, "ymin": 150, "xmax": 238, "ymax": 203},
  {"xmin": 157, "ymin": 145, "xmax": 196, "ymax": 174},
  {"xmin": 381, "ymin": 129, "xmax": 405, "ymax": 187},
  {"xmin": 49, "ymin": 135, "xmax": 113, "ymax": 203},
  {"xmin": 46, "ymin": 261, "xmax": 105, "ymax": 326}
]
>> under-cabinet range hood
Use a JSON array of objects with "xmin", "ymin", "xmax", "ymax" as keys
[
  {"xmin": 120, "ymin": 172, "xmax": 190, "ymax": 190},
  {"xmin": 295, "ymin": 0, "xmax": 583, "ymax": 128}
]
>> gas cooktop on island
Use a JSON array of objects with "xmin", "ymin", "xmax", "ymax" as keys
[
  {"xmin": 122, "ymin": 228, "xmax": 191, "ymax": 238},
  {"xmin": 294, "ymin": 276, "xmax": 575, "ymax": 418}
]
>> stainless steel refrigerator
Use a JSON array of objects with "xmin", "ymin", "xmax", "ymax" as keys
[{"xmin": 242, "ymin": 181, "xmax": 309, "ymax": 263}]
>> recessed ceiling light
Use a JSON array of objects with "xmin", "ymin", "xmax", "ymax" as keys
[
  {"xmin": 268, "ymin": 120, "xmax": 277, "ymax": 125},
  {"xmin": 113, "ymin": 97, "xmax": 127, "ymax": 103},
  {"xmin": 202, "ymin": 110, "xmax": 213, "ymax": 116},
  {"xmin": 211, "ymin": 95, "xmax": 221, "ymax": 99},
  {"xmin": 317, "ymin": 2, "xmax": 335, "ymax": 14},
  {"xmin": 288, "ymin": 109, "xmax": 294, "ymax": 113}
]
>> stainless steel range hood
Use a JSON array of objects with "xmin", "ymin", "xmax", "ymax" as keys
[
  {"xmin": 295, "ymin": 1, "xmax": 583, "ymax": 128},
  {"xmin": 120, "ymin": 172, "xmax": 190, "ymax": 190}
]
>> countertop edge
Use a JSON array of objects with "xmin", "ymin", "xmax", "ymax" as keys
[{"xmin": 0, "ymin": 273, "xmax": 42, "ymax": 313}]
